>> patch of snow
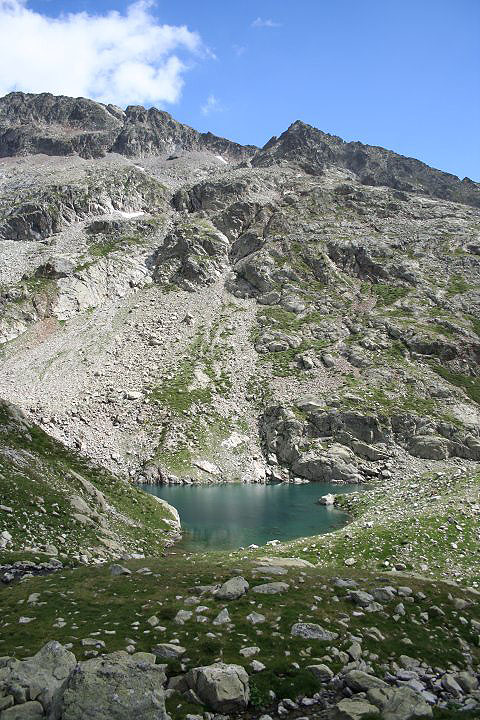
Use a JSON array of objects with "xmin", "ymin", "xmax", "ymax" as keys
[
  {"xmin": 117, "ymin": 211, "xmax": 145, "ymax": 218},
  {"xmin": 214, "ymin": 155, "xmax": 228, "ymax": 165}
]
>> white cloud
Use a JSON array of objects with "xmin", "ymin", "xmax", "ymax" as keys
[
  {"xmin": 0, "ymin": 0, "xmax": 208, "ymax": 107},
  {"xmin": 251, "ymin": 17, "xmax": 281, "ymax": 28},
  {"xmin": 233, "ymin": 44, "xmax": 246, "ymax": 57},
  {"xmin": 201, "ymin": 94, "xmax": 221, "ymax": 116}
]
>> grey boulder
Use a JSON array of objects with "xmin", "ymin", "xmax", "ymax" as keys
[
  {"xmin": 0, "ymin": 641, "xmax": 76, "ymax": 715},
  {"xmin": 344, "ymin": 670, "xmax": 388, "ymax": 692},
  {"xmin": 367, "ymin": 686, "xmax": 432, "ymax": 719},
  {"xmin": 51, "ymin": 652, "xmax": 168, "ymax": 720},
  {"xmin": 307, "ymin": 664, "xmax": 334, "ymax": 682},
  {"xmin": 184, "ymin": 663, "xmax": 249, "ymax": 712},
  {"xmin": 214, "ymin": 576, "xmax": 249, "ymax": 600},
  {"xmin": 290, "ymin": 622, "xmax": 338, "ymax": 641},
  {"xmin": 152, "ymin": 643, "xmax": 186, "ymax": 659},
  {"xmin": 331, "ymin": 697, "xmax": 380, "ymax": 719}
]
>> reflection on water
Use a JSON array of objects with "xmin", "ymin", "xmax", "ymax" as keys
[{"xmin": 141, "ymin": 481, "xmax": 362, "ymax": 551}]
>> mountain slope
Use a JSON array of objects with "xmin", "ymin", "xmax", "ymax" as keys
[
  {"xmin": 0, "ymin": 398, "xmax": 180, "ymax": 561},
  {"xmin": 0, "ymin": 92, "xmax": 478, "ymax": 572},
  {"xmin": 254, "ymin": 120, "xmax": 480, "ymax": 208},
  {"xmin": 0, "ymin": 91, "xmax": 256, "ymax": 160}
]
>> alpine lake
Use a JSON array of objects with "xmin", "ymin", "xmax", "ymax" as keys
[{"xmin": 141, "ymin": 481, "xmax": 363, "ymax": 552}]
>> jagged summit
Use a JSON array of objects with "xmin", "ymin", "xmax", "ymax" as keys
[
  {"xmin": 255, "ymin": 118, "xmax": 480, "ymax": 208},
  {"xmin": 1, "ymin": 91, "xmax": 478, "ymax": 209},
  {"xmin": 0, "ymin": 91, "xmax": 255, "ymax": 160}
]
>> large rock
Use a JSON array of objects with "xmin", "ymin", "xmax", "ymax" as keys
[
  {"xmin": 292, "ymin": 448, "xmax": 363, "ymax": 483},
  {"xmin": 367, "ymin": 686, "xmax": 432, "ymax": 719},
  {"xmin": 291, "ymin": 622, "xmax": 338, "ymax": 641},
  {"xmin": 214, "ymin": 576, "xmax": 249, "ymax": 600},
  {"xmin": 152, "ymin": 644, "xmax": 186, "ymax": 660},
  {"xmin": 51, "ymin": 652, "xmax": 168, "ymax": 720},
  {"xmin": 307, "ymin": 664, "xmax": 334, "ymax": 683},
  {"xmin": 0, "ymin": 641, "xmax": 76, "ymax": 715},
  {"xmin": 331, "ymin": 697, "xmax": 380, "ymax": 719},
  {"xmin": 1, "ymin": 703, "xmax": 44, "ymax": 720},
  {"xmin": 184, "ymin": 663, "xmax": 249, "ymax": 712},
  {"xmin": 344, "ymin": 670, "xmax": 388, "ymax": 692},
  {"xmin": 407, "ymin": 435, "xmax": 449, "ymax": 460},
  {"xmin": 349, "ymin": 590, "xmax": 374, "ymax": 607}
]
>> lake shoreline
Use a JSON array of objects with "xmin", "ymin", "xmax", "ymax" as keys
[{"xmin": 141, "ymin": 481, "xmax": 365, "ymax": 552}]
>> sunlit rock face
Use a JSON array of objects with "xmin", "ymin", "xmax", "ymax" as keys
[{"xmin": 0, "ymin": 89, "xmax": 479, "ymax": 497}]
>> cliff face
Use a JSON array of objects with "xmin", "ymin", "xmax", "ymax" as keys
[
  {"xmin": 0, "ymin": 90, "xmax": 479, "ymax": 497},
  {"xmin": 253, "ymin": 120, "xmax": 480, "ymax": 208},
  {"xmin": 0, "ymin": 91, "xmax": 256, "ymax": 159}
]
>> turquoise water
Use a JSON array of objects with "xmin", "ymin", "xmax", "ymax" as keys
[{"xmin": 141, "ymin": 482, "xmax": 362, "ymax": 551}]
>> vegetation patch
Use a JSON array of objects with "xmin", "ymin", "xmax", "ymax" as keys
[
  {"xmin": 370, "ymin": 282, "xmax": 410, "ymax": 306},
  {"xmin": 447, "ymin": 275, "xmax": 473, "ymax": 296},
  {"xmin": 0, "ymin": 401, "xmax": 177, "ymax": 558},
  {"xmin": 430, "ymin": 363, "xmax": 480, "ymax": 405}
]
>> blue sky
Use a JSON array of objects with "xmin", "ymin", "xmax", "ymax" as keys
[{"xmin": 1, "ymin": 0, "xmax": 479, "ymax": 180}]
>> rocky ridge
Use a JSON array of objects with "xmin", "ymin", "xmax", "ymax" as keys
[
  {"xmin": 0, "ymin": 92, "xmax": 479, "ymax": 562},
  {"xmin": 0, "ymin": 92, "xmax": 256, "ymax": 161},
  {"xmin": 1, "ymin": 92, "xmax": 480, "ymax": 720}
]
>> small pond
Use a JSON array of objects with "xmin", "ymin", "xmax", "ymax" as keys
[{"xmin": 141, "ymin": 482, "xmax": 363, "ymax": 552}]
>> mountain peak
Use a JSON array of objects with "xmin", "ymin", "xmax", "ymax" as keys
[
  {"xmin": 0, "ymin": 91, "xmax": 478, "ymax": 208},
  {"xmin": 0, "ymin": 91, "xmax": 255, "ymax": 160}
]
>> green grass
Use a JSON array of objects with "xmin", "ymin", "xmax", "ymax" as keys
[
  {"xmin": 259, "ymin": 338, "xmax": 328, "ymax": 377},
  {"xmin": 371, "ymin": 283, "xmax": 410, "ymax": 306},
  {"xmin": 291, "ymin": 469, "xmax": 480, "ymax": 584},
  {"xmin": 447, "ymin": 275, "xmax": 473, "ymax": 296},
  {"xmin": 0, "ymin": 551, "xmax": 478, "ymax": 719},
  {"xmin": 0, "ymin": 400, "xmax": 177, "ymax": 558},
  {"xmin": 430, "ymin": 363, "xmax": 480, "ymax": 404}
]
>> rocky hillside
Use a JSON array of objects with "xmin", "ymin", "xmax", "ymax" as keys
[
  {"xmin": 0, "ymin": 398, "xmax": 180, "ymax": 562},
  {"xmin": 0, "ymin": 91, "xmax": 479, "ymax": 496},
  {"xmin": 0, "ymin": 91, "xmax": 480, "ymax": 720}
]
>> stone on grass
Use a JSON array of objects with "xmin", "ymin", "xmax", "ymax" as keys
[
  {"xmin": 252, "ymin": 582, "xmax": 289, "ymax": 595},
  {"xmin": 250, "ymin": 660, "xmax": 265, "ymax": 672},
  {"xmin": 213, "ymin": 608, "xmax": 230, "ymax": 625},
  {"xmin": 214, "ymin": 576, "xmax": 249, "ymax": 600},
  {"xmin": 246, "ymin": 612, "xmax": 266, "ymax": 625},
  {"xmin": 110, "ymin": 565, "xmax": 131, "ymax": 576},
  {"xmin": 331, "ymin": 697, "xmax": 380, "ymax": 719},
  {"xmin": 349, "ymin": 590, "xmax": 374, "ymax": 607},
  {"xmin": 306, "ymin": 664, "xmax": 334, "ymax": 682},
  {"xmin": 239, "ymin": 646, "xmax": 259, "ymax": 658},
  {"xmin": 290, "ymin": 623, "xmax": 338, "ymax": 642},
  {"xmin": 184, "ymin": 663, "xmax": 249, "ymax": 713},
  {"xmin": 152, "ymin": 643, "xmax": 186, "ymax": 659},
  {"xmin": 344, "ymin": 670, "xmax": 388, "ymax": 692}
]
